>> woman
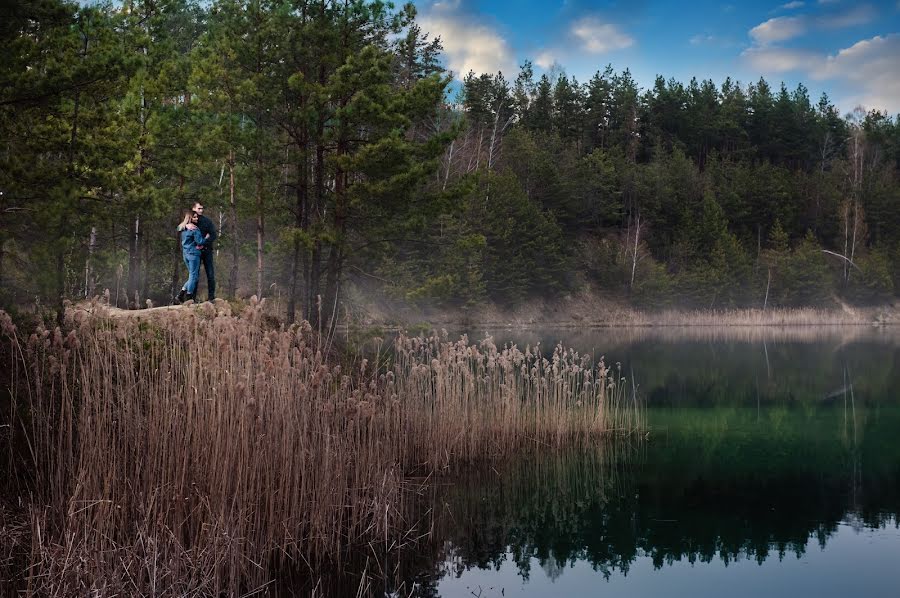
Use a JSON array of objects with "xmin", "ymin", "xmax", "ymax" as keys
[{"xmin": 175, "ymin": 210, "xmax": 208, "ymax": 304}]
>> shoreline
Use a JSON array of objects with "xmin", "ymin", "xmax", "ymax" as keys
[
  {"xmin": 339, "ymin": 315, "xmax": 899, "ymax": 331},
  {"xmin": 69, "ymin": 292, "xmax": 900, "ymax": 329},
  {"xmin": 340, "ymin": 289, "xmax": 900, "ymax": 331}
]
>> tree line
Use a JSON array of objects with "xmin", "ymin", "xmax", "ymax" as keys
[
  {"xmin": 2, "ymin": 0, "xmax": 899, "ymax": 325},
  {"xmin": 432, "ymin": 66, "xmax": 900, "ymax": 309}
]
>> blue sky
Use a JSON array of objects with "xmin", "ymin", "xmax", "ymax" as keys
[{"xmin": 414, "ymin": 0, "xmax": 900, "ymax": 115}]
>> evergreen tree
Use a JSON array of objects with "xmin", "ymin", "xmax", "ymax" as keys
[
  {"xmin": 1, "ymin": 1, "xmax": 132, "ymax": 317},
  {"xmin": 469, "ymin": 170, "xmax": 569, "ymax": 302},
  {"xmin": 608, "ymin": 68, "xmax": 640, "ymax": 160},
  {"xmin": 748, "ymin": 77, "xmax": 774, "ymax": 160},
  {"xmin": 2, "ymin": 6, "xmax": 898, "ymax": 315},
  {"xmin": 552, "ymin": 75, "xmax": 583, "ymax": 147},
  {"xmin": 528, "ymin": 74, "xmax": 554, "ymax": 134},
  {"xmin": 716, "ymin": 77, "xmax": 749, "ymax": 158},
  {"xmin": 512, "ymin": 61, "xmax": 535, "ymax": 123},
  {"xmin": 583, "ymin": 65, "xmax": 614, "ymax": 152},
  {"xmin": 640, "ymin": 76, "xmax": 687, "ymax": 158}
]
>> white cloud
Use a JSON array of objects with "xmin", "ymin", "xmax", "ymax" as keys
[
  {"xmin": 690, "ymin": 34, "xmax": 716, "ymax": 46},
  {"xmin": 741, "ymin": 46, "xmax": 819, "ymax": 72},
  {"xmin": 534, "ymin": 50, "xmax": 558, "ymax": 70},
  {"xmin": 811, "ymin": 34, "xmax": 900, "ymax": 113},
  {"xmin": 743, "ymin": 34, "xmax": 900, "ymax": 113},
  {"xmin": 749, "ymin": 16, "xmax": 806, "ymax": 44},
  {"xmin": 431, "ymin": 0, "xmax": 461, "ymax": 9},
  {"xmin": 418, "ymin": 11, "xmax": 516, "ymax": 77},
  {"xmin": 571, "ymin": 18, "xmax": 635, "ymax": 53},
  {"xmin": 780, "ymin": 1, "xmax": 805, "ymax": 9},
  {"xmin": 749, "ymin": 5, "xmax": 875, "ymax": 45}
]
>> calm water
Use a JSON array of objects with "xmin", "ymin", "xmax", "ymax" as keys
[{"xmin": 312, "ymin": 326, "xmax": 900, "ymax": 597}]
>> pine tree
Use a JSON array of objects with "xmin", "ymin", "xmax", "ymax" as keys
[
  {"xmin": 1, "ymin": 1, "xmax": 133, "ymax": 317},
  {"xmin": 584, "ymin": 65, "xmax": 614, "ymax": 152},
  {"xmin": 608, "ymin": 69, "xmax": 639, "ymax": 160},
  {"xmin": 748, "ymin": 77, "xmax": 774, "ymax": 161},
  {"xmin": 552, "ymin": 75, "xmax": 583, "ymax": 147},
  {"xmin": 528, "ymin": 74, "xmax": 554, "ymax": 134}
]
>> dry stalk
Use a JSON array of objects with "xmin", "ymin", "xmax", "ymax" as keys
[{"xmin": 1, "ymin": 300, "xmax": 639, "ymax": 595}]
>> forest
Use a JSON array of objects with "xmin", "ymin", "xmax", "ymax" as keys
[{"xmin": 2, "ymin": 0, "xmax": 899, "ymax": 324}]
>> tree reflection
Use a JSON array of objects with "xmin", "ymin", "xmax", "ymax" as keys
[
  {"xmin": 408, "ymin": 403, "xmax": 900, "ymax": 595},
  {"xmin": 278, "ymin": 344, "xmax": 900, "ymax": 597}
]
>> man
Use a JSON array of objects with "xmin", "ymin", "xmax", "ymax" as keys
[{"xmin": 192, "ymin": 202, "xmax": 218, "ymax": 301}]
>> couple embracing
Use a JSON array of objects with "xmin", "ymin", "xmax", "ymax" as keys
[{"xmin": 175, "ymin": 201, "xmax": 217, "ymax": 304}]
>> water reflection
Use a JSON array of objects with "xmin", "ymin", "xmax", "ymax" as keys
[
  {"xmin": 287, "ymin": 328, "xmax": 900, "ymax": 597},
  {"xmin": 479, "ymin": 326, "xmax": 900, "ymax": 408},
  {"xmin": 423, "ymin": 403, "xmax": 900, "ymax": 597}
]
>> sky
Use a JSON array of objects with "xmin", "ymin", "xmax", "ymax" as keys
[{"xmin": 413, "ymin": 0, "xmax": 900, "ymax": 115}]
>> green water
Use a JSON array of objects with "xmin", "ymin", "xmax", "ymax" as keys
[
  {"xmin": 401, "ymin": 327, "xmax": 900, "ymax": 597},
  {"xmin": 291, "ymin": 327, "xmax": 900, "ymax": 596}
]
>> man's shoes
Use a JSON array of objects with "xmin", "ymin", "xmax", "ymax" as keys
[
  {"xmin": 184, "ymin": 293, "xmax": 195, "ymax": 303},
  {"xmin": 175, "ymin": 289, "xmax": 186, "ymax": 304}
]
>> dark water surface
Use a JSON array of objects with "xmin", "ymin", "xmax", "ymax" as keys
[{"xmin": 316, "ymin": 326, "xmax": 900, "ymax": 597}]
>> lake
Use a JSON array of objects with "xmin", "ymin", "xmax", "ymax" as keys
[{"xmin": 330, "ymin": 325, "xmax": 898, "ymax": 598}]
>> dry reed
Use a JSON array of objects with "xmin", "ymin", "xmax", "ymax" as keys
[
  {"xmin": 355, "ymin": 287, "xmax": 898, "ymax": 330},
  {"xmin": 627, "ymin": 306, "xmax": 890, "ymax": 327},
  {"xmin": 0, "ymin": 299, "xmax": 640, "ymax": 596}
]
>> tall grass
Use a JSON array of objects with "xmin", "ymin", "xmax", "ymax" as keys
[
  {"xmin": 0, "ymin": 300, "xmax": 640, "ymax": 595},
  {"xmin": 367, "ymin": 289, "xmax": 897, "ymax": 329}
]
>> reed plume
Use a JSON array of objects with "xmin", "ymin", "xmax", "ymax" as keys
[{"xmin": 1, "ymin": 299, "xmax": 640, "ymax": 596}]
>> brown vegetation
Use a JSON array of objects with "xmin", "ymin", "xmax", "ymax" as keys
[
  {"xmin": 0, "ymin": 299, "xmax": 638, "ymax": 596},
  {"xmin": 344, "ymin": 285, "xmax": 899, "ymax": 330}
]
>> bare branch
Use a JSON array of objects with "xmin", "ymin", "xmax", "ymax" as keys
[
  {"xmin": 821, "ymin": 249, "xmax": 861, "ymax": 271},
  {"xmin": 348, "ymin": 264, "xmax": 395, "ymax": 285}
]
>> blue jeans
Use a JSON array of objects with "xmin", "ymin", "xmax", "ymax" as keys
[
  {"xmin": 200, "ymin": 248, "xmax": 215, "ymax": 300},
  {"xmin": 183, "ymin": 253, "xmax": 201, "ymax": 295}
]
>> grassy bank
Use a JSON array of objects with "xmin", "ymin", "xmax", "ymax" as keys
[
  {"xmin": 0, "ymin": 300, "xmax": 639, "ymax": 596},
  {"xmin": 338, "ymin": 286, "xmax": 899, "ymax": 330}
]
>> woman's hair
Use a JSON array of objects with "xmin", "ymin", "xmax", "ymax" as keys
[{"xmin": 177, "ymin": 210, "xmax": 196, "ymax": 231}]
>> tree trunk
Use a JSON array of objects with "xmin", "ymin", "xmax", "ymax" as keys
[
  {"xmin": 487, "ymin": 105, "xmax": 501, "ymax": 171},
  {"xmin": 128, "ymin": 38, "xmax": 149, "ymax": 309},
  {"xmin": 140, "ymin": 228, "xmax": 150, "ymax": 305},
  {"xmin": 849, "ymin": 199, "xmax": 859, "ymax": 284},
  {"xmin": 287, "ymin": 240, "xmax": 302, "ymax": 323},
  {"xmin": 58, "ymin": 25, "xmax": 88, "ymax": 323},
  {"xmin": 170, "ymin": 229, "xmax": 180, "ymax": 304},
  {"xmin": 474, "ymin": 125, "xmax": 484, "ymax": 171},
  {"xmin": 847, "ymin": 131, "xmax": 863, "ymax": 284},
  {"xmin": 127, "ymin": 216, "xmax": 142, "ymax": 308},
  {"xmin": 842, "ymin": 200, "xmax": 850, "ymax": 283},
  {"xmin": 629, "ymin": 211, "xmax": 641, "ymax": 289},
  {"xmin": 227, "ymin": 150, "xmax": 238, "ymax": 298},
  {"xmin": 287, "ymin": 138, "xmax": 309, "ymax": 324},
  {"xmin": 305, "ymin": 114, "xmax": 326, "ymax": 325},
  {"xmin": 443, "ymin": 139, "xmax": 454, "ymax": 191},
  {"xmin": 323, "ymin": 117, "xmax": 349, "ymax": 333},
  {"xmin": 55, "ymin": 240, "xmax": 66, "ymax": 325},
  {"xmin": 84, "ymin": 226, "xmax": 96, "ymax": 298},
  {"xmin": 256, "ymin": 156, "xmax": 264, "ymax": 299}
]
